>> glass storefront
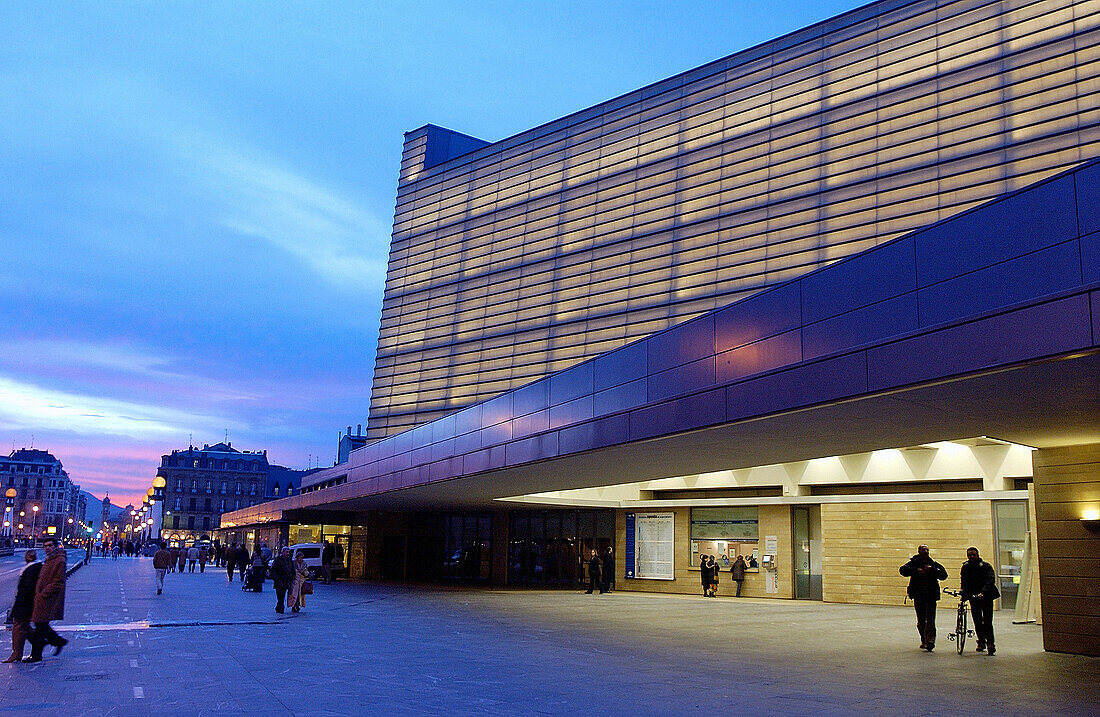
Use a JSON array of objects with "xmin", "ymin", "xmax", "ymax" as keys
[
  {"xmin": 441, "ymin": 512, "xmax": 491, "ymax": 582},
  {"xmin": 508, "ymin": 509, "xmax": 613, "ymax": 587},
  {"xmin": 288, "ymin": 523, "xmax": 351, "ymax": 573}
]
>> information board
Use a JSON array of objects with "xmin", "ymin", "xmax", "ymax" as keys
[
  {"xmin": 634, "ymin": 512, "xmax": 675, "ymax": 580},
  {"xmin": 624, "ymin": 512, "xmax": 636, "ymax": 578}
]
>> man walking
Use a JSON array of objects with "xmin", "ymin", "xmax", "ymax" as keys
[
  {"xmin": 153, "ymin": 542, "xmax": 171, "ymax": 595},
  {"xmin": 3, "ymin": 550, "xmax": 41, "ymax": 663},
  {"xmin": 270, "ymin": 547, "xmax": 294, "ymax": 614},
  {"xmin": 198, "ymin": 545, "xmax": 208, "ymax": 573},
  {"xmin": 961, "ymin": 547, "xmax": 1000, "ymax": 655},
  {"xmin": 187, "ymin": 545, "xmax": 199, "ymax": 573},
  {"xmin": 900, "ymin": 544, "xmax": 948, "ymax": 652},
  {"xmin": 27, "ymin": 537, "xmax": 68, "ymax": 662},
  {"xmin": 236, "ymin": 545, "xmax": 250, "ymax": 582},
  {"xmin": 226, "ymin": 543, "xmax": 237, "ymax": 582}
]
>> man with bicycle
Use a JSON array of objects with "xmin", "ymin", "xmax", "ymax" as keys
[
  {"xmin": 960, "ymin": 547, "xmax": 999, "ymax": 655},
  {"xmin": 900, "ymin": 544, "xmax": 948, "ymax": 652}
]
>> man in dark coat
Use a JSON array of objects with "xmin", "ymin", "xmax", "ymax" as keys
[
  {"xmin": 153, "ymin": 542, "xmax": 171, "ymax": 595},
  {"xmin": 961, "ymin": 547, "xmax": 1000, "ymax": 655},
  {"xmin": 600, "ymin": 547, "xmax": 614, "ymax": 594},
  {"xmin": 3, "ymin": 550, "xmax": 42, "ymax": 662},
  {"xmin": 899, "ymin": 544, "xmax": 948, "ymax": 651},
  {"xmin": 270, "ymin": 547, "xmax": 294, "ymax": 614},
  {"xmin": 27, "ymin": 537, "xmax": 68, "ymax": 662},
  {"xmin": 321, "ymin": 541, "xmax": 335, "ymax": 584},
  {"xmin": 226, "ymin": 543, "xmax": 237, "ymax": 582},
  {"xmin": 236, "ymin": 545, "xmax": 250, "ymax": 581},
  {"xmin": 731, "ymin": 555, "xmax": 747, "ymax": 597},
  {"xmin": 585, "ymin": 549, "xmax": 602, "ymax": 594}
]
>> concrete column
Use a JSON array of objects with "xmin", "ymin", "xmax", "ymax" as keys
[
  {"xmin": 1033, "ymin": 443, "xmax": 1100, "ymax": 656},
  {"xmin": 491, "ymin": 510, "xmax": 509, "ymax": 586}
]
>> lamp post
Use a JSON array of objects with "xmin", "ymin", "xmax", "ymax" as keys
[
  {"xmin": 3, "ymin": 488, "xmax": 15, "ymax": 547},
  {"xmin": 152, "ymin": 476, "xmax": 166, "ymax": 543},
  {"xmin": 30, "ymin": 504, "xmax": 39, "ymax": 544},
  {"xmin": 144, "ymin": 489, "xmax": 155, "ymax": 542}
]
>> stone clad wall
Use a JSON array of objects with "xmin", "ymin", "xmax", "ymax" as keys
[
  {"xmin": 1033, "ymin": 444, "xmax": 1100, "ymax": 656},
  {"xmin": 821, "ymin": 500, "xmax": 994, "ymax": 606}
]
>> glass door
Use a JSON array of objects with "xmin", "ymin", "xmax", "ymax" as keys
[
  {"xmin": 793, "ymin": 506, "xmax": 822, "ymax": 600},
  {"xmin": 993, "ymin": 501, "xmax": 1028, "ymax": 610}
]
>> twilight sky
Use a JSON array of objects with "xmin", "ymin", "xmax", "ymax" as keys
[{"xmin": 1, "ymin": 1, "xmax": 862, "ymax": 506}]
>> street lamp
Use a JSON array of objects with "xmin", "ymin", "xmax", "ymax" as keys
[
  {"xmin": 30, "ymin": 505, "xmax": 39, "ymax": 544},
  {"xmin": 3, "ymin": 488, "xmax": 14, "ymax": 545}
]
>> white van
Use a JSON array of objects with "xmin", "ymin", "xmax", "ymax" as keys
[{"xmin": 288, "ymin": 543, "xmax": 324, "ymax": 579}]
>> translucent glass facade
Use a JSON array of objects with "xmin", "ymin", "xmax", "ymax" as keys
[{"xmin": 369, "ymin": 0, "xmax": 1100, "ymax": 439}]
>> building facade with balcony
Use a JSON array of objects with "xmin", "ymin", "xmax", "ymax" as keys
[
  {"xmin": 0, "ymin": 448, "xmax": 86, "ymax": 543},
  {"xmin": 156, "ymin": 442, "xmax": 307, "ymax": 545}
]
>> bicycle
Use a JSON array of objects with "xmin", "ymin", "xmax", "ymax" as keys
[{"xmin": 943, "ymin": 588, "xmax": 974, "ymax": 654}]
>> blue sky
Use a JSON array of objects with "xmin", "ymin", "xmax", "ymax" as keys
[{"xmin": 1, "ymin": 1, "xmax": 863, "ymax": 504}]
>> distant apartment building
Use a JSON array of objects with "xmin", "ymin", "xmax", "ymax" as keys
[
  {"xmin": 1, "ymin": 448, "xmax": 86, "ymax": 542},
  {"xmin": 155, "ymin": 442, "xmax": 308, "ymax": 544}
]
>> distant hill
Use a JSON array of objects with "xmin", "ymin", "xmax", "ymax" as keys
[{"xmin": 80, "ymin": 491, "xmax": 125, "ymax": 529}]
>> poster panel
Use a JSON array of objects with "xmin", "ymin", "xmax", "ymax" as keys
[{"xmin": 635, "ymin": 512, "xmax": 675, "ymax": 580}]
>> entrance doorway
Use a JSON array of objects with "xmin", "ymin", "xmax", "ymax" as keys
[
  {"xmin": 993, "ymin": 500, "xmax": 1028, "ymax": 611},
  {"xmin": 381, "ymin": 535, "xmax": 406, "ymax": 580},
  {"xmin": 793, "ymin": 506, "xmax": 822, "ymax": 600}
]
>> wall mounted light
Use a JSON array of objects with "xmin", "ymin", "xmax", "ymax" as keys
[{"xmin": 1082, "ymin": 509, "xmax": 1100, "ymax": 533}]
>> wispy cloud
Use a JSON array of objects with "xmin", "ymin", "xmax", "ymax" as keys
[
  {"xmin": 0, "ymin": 375, "xmax": 236, "ymax": 440},
  {"xmin": 0, "ymin": 338, "xmax": 258, "ymax": 403},
  {"xmin": 209, "ymin": 151, "xmax": 391, "ymax": 287}
]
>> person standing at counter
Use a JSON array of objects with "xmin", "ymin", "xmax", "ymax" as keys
[
  {"xmin": 707, "ymin": 555, "xmax": 719, "ymax": 596},
  {"xmin": 731, "ymin": 555, "xmax": 747, "ymax": 597}
]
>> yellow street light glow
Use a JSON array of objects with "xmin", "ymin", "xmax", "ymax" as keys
[{"xmin": 1084, "ymin": 509, "xmax": 1100, "ymax": 521}]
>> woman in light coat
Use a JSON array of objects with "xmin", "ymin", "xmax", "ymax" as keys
[{"xmin": 288, "ymin": 552, "xmax": 310, "ymax": 613}]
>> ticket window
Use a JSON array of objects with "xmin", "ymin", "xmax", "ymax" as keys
[
  {"xmin": 691, "ymin": 541, "xmax": 759, "ymax": 570},
  {"xmin": 689, "ymin": 507, "xmax": 760, "ymax": 570}
]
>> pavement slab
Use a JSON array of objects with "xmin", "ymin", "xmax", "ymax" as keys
[{"xmin": 1, "ymin": 557, "xmax": 1097, "ymax": 716}]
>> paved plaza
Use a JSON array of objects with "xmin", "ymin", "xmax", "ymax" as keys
[{"xmin": 1, "ymin": 556, "xmax": 1097, "ymax": 716}]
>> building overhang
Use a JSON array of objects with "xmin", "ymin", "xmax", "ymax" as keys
[{"xmin": 220, "ymin": 160, "xmax": 1100, "ymax": 526}]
